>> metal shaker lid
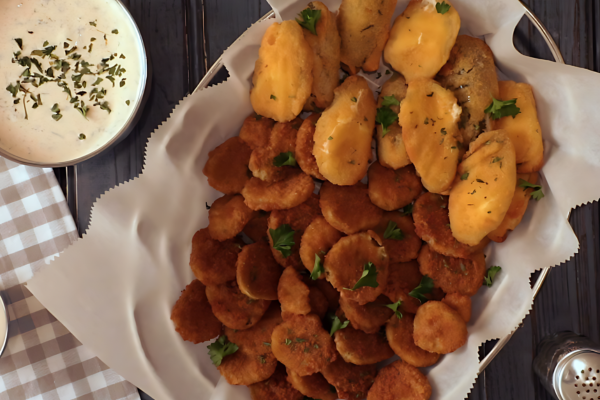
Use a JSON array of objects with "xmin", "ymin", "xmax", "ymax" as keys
[{"xmin": 554, "ymin": 350, "xmax": 600, "ymax": 400}]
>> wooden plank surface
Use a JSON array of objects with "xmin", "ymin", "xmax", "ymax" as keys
[{"xmin": 55, "ymin": 0, "xmax": 599, "ymax": 399}]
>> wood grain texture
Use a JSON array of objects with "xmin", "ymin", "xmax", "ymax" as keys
[{"xmin": 57, "ymin": 0, "xmax": 599, "ymax": 399}]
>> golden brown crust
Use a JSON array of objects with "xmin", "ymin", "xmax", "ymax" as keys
[
  {"xmin": 205, "ymin": 281, "xmax": 271, "ymax": 330},
  {"xmin": 339, "ymin": 295, "xmax": 394, "ymax": 334},
  {"xmin": 299, "ymin": 216, "xmax": 343, "ymax": 275},
  {"xmin": 314, "ymin": 279, "xmax": 341, "ymax": 312},
  {"xmin": 249, "ymin": 365, "xmax": 304, "ymax": 400},
  {"xmin": 442, "ymin": 292, "xmax": 472, "ymax": 323},
  {"xmin": 386, "ymin": 313, "xmax": 440, "ymax": 368},
  {"xmin": 242, "ymin": 169, "xmax": 315, "ymax": 211},
  {"xmin": 208, "ymin": 194, "xmax": 256, "ymax": 241},
  {"xmin": 413, "ymin": 300, "xmax": 468, "ymax": 354},
  {"xmin": 189, "ymin": 228, "xmax": 242, "ymax": 286},
  {"xmin": 237, "ymin": 242, "xmax": 283, "ymax": 300},
  {"xmin": 366, "ymin": 360, "xmax": 432, "ymax": 400},
  {"xmin": 170, "ymin": 280, "xmax": 222, "ymax": 344},
  {"xmin": 384, "ymin": 261, "xmax": 423, "ymax": 314},
  {"xmin": 374, "ymin": 212, "xmax": 422, "ymax": 263},
  {"xmin": 278, "ymin": 267, "xmax": 312, "ymax": 318},
  {"xmin": 334, "ymin": 325, "xmax": 394, "ymax": 365},
  {"xmin": 239, "ymin": 113, "xmax": 275, "ymax": 150},
  {"xmin": 203, "ymin": 137, "xmax": 252, "ymax": 194},
  {"xmin": 295, "ymin": 114, "xmax": 325, "ymax": 180},
  {"xmin": 368, "ymin": 162, "xmax": 423, "ymax": 211},
  {"xmin": 321, "ymin": 357, "xmax": 377, "ymax": 399},
  {"xmin": 243, "ymin": 212, "xmax": 270, "ymax": 243},
  {"xmin": 286, "ymin": 369, "xmax": 338, "ymax": 400}
]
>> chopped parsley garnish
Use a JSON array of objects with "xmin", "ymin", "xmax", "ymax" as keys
[
  {"xmin": 311, "ymin": 254, "xmax": 324, "ymax": 280},
  {"xmin": 351, "ymin": 97, "xmax": 357, "ymax": 102},
  {"xmin": 269, "ymin": 224, "xmax": 295, "ymax": 258},
  {"xmin": 344, "ymin": 262, "xmax": 378, "ymax": 291},
  {"xmin": 436, "ymin": 1, "xmax": 451, "ymax": 14},
  {"xmin": 381, "ymin": 95, "xmax": 400, "ymax": 107},
  {"xmin": 207, "ymin": 335, "xmax": 238, "ymax": 366},
  {"xmin": 518, "ymin": 179, "xmax": 544, "ymax": 200},
  {"xmin": 273, "ymin": 151, "xmax": 297, "ymax": 167},
  {"xmin": 460, "ymin": 172, "xmax": 469, "ymax": 181},
  {"xmin": 484, "ymin": 266, "xmax": 502, "ymax": 287},
  {"xmin": 329, "ymin": 316, "xmax": 350, "ymax": 336},
  {"xmin": 485, "ymin": 98, "xmax": 521, "ymax": 120},
  {"xmin": 385, "ymin": 300, "xmax": 403, "ymax": 319},
  {"xmin": 376, "ymin": 106, "xmax": 398, "ymax": 137},
  {"xmin": 112, "ymin": 29, "xmax": 119, "ymax": 34},
  {"xmin": 296, "ymin": 8, "xmax": 322, "ymax": 35},
  {"xmin": 270, "ymin": 94, "xmax": 277, "ymax": 100},
  {"xmin": 383, "ymin": 221, "xmax": 404, "ymax": 240},
  {"xmin": 401, "ymin": 203, "xmax": 414, "ymax": 216},
  {"xmin": 15, "ymin": 39, "xmax": 23, "ymax": 50},
  {"xmin": 409, "ymin": 275, "xmax": 434, "ymax": 304}
]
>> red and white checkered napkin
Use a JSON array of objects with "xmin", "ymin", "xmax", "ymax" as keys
[{"xmin": 0, "ymin": 159, "xmax": 139, "ymax": 400}]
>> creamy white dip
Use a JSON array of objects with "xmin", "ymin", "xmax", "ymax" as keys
[{"xmin": 0, "ymin": 0, "xmax": 144, "ymax": 164}]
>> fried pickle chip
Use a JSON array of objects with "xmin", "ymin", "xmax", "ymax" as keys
[
  {"xmin": 237, "ymin": 242, "xmax": 283, "ymax": 300},
  {"xmin": 242, "ymin": 169, "xmax": 315, "ymax": 211},
  {"xmin": 271, "ymin": 314, "xmax": 337, "ymax": 376},
  {"xmin": 171, "ymin": 280, "xmax": 222, "ymax": 344},
  {"xmin": 438, "ymin": 35, "xmax": 500, "ymax": 144},
  {"xmin": 268, "ymin": 194, "xmax": 322, "ymax": 270},
  {"xmin": 205, "ymin": 281, "xmax": 271, "ymax": 330},
  {"xmin": 488, "ymin": 172, "xmax": 538, "ymax": 243},
  {"xmin": 279, "ymin": 267, "xmax": 311, "ymax": 317},
  {"xmin": 300, "ymin": 216, "xmax": 343, "ymax": 276},
  {"xmin": 296, "ymin": 114, "xmax": 325, "ymax": 180},
  {"xmin": 309, "ymin": 287, "xmax": 329, "ymax": 319},
  {"xmin": 334, "ymin": 325, "xmax": 394, "ymax": 365},
  {"xmin": 325, "ymin": 231, "xmax": 389, "ymax": 305},
  {"xmin": 251, "ymin": 21, "xmax": 313, "ymax": 122},
  {"xmin": 366, "ymin": 360, "xmax": 432, "ymax": 400},
  {"xmin": 208, "ymin": 194, "xmax": 256, "ymax": 241},
  {"xmin": 442, "ymin": 292, "xmax": 472, "ymax": 323},
  {"xmin": 249, "ymin": 118, "xmax": 303, "ymax": 182},
  {"xmin": 399, "ymin": 78, "xmax": 462, "ymax": 193},
  {"xmin": 314, "ymin": 279, "xmax": 341, "ymax": 312},
  {"xmin": 374, "ymin": 212, "xmax": 422, "ymax": 263},
  {"xmin": 384, "ymin": 261, "xmax": 423, "ymax": 314},
  {"xmin": 249, "ymin": 365, "xmax": 304, "ymax": 400},
  {"xmin": 339, "ymin": 295, "xmax": 394, "ymax": 334},
  {"xmin": 413, "ymin": 300, "xmax": 467, "ymax": 354},
  {"xmin": 286, "ymin": 369, "xmax": 338, "ymax": 400},
  {"xmin": 313, "ymin": 76, "xmax": 376, "ymax": 185},
  {"xmin": 449, "ymin": 130, "xmax": 517, "ymax": 245},
  {"xmin": 376, "ymin": 74, "xmax": 411, "ymax": 170},
  {"xmin": 244, "ymin": 211, "xmax": 270, "ymax": 243},
  {"xmin": 492, "ymin": 81, "xmax": 544, "ymax": 172},
  {"xmin": 417, "ymin": 244, "xmax": 485, "ymax": 296},
  {"xmin": 239, "ymin": 113, "xmax": 276, "ymax": 150},
  {"xmin": 384, "ymin": 0, "xmax": 460, "ymax": 82},
  {"xmin": 368, "ymin": 162, "xmax": 423, "ymax": 211},
  {"xmin": 189, "ymin": 228, "xmax": 242, "ymax": 286},
  {"xmin": 322, "ymin": 357, "xmax": 377, "ymax": 399},
  {"xmin": 413, "ymin": 192, "xmax": 488, "ymax": 258},
  {"xmin": 203, "ymin": 137, "xmax": 252, "ymax": 195},
  {"xmin": 337, "ymin": 0, "xmax": 397, "ymax": 74},
  {"xmin": 386, "ymin": 313, "xmax": 439, "ymax": 368},
  {"xmin": 300, "ymin": 2, "xmax": 341, "ymax": 110},
  {"xmin": 219, "ymin": 305, "xmax": 282, "ymax": 385},
  {"xmin": 320, "ymin": 182, "xmax": 383, "ymax": 235}
]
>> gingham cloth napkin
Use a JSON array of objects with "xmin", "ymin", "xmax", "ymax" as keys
[{"xmin": 0, "ymin": 159, "xmax": 139, "ymax": 400}]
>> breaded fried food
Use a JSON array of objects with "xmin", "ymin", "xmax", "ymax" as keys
[
  {"xmin": 189, "ymin": 228, "xmax": 242, "ymax": 286},
  {"xmin": 374, "ymin": 212, "xmax": 422, "ymax": 263},
  {"xmin": 309, "ymin": 287, "xmax": 329, "ymax": 319},
  {"xmin": 242, "ymin": 169, "xmax": 315, "ymax": 211},
  {"xmin": 386, "ymin": 314, "xmax": 439, "ymax": 368},
  {"xmin": 325, "ymin": 231, "xmax": 389, "ymax": 305},
  {"xmin": 300, "ymin": 2, "xmax": 341, "ymax": 110},
  {"xmin": 268, "ymin": 195, "xmax": 322, "ymax": 270},
  {"xmin": 271, "ymin": 314, "xmax": 337, "ymax": 376},
  {"xmin": 208, "ymin": 194, "xmax": 256, "ymax": 241},
  {"xmin": 249, "ymin": 365, "xmax": 304, "ymax": 400},
  {"xmin": 438, "ymin": 35, "xmax": 500, "ymax": 144},
  {"xmin": 237, "ymin": 242, "xmax": 283, "ymax": 300},
  {"xmin": 313, "ymin": 76, "xmax": 376, "ymax": 185},
  {"xmin": 337, "ymin": 0, "xmax": 398, "ymax": 74},
  {"xmin": 278, "ymin": 267, "xmax": 311, "ymax": 317},
  {"xmin": 205, "ymin": 281, "xmax": 271, "ymax": 330},
  {"xmin": 295, "ymin": 114, "xmax": 325, "ymax": 180},
  {"xmin": 417, "ymin": 244, "xmax": 485, "ymax": 296},
  {"xmin": 321, "ymin": 357, "xmax": 377, "ymax": 399},
  {"xmin": 314, "ymin": 279, "xmax": 341, "ymax": 312},
  {"xmin": 203, "ymin": 137, "xmax": 252, "ymax": 195},
  {"xmin": 384, "ymin": 261, "xmax": 423, "ymax": 314},
  {"xmin": 334, "ymin": 325, "xmax": 394, "ymax": 365},
  {"xmin": 413, "ymin": 192, "xmax": 488, "ymax": 258},
  {"xmin": 243, "ymin": 212, "xmax": 270, "ymax": 243},
  {"xmin": 171, "ymin": 280, "xmax": 222, "ymax": 344},
  {"xmin": 368, "ymin": 162, "xmax": 423, "ymax": 211},
  {"xmin": 366, "ymin": 360, "xmax": 432, "ymax": 400},
  {"xmin": 384, "ymin": 0, "xmax": 460, "ymax": 82},
  {"xmin": 376, "ymin": 74, "xmax": 411, "ymax": 170},
  {"xmin": 219, "ymin": 305, "xmax": 282, "ymax": 385},
  {"xmin": 399, "ymin": 78, "xmax": 463, "ymax": 194},
  {"xmin": 413, "ymin": 300, "xmax": 468, "ymax": 354},
  {"xmin": 239, "ymin": 113, "xmax": 275, "ymax": 150},
  {"xmin": 300, "ymin": 216, "xmax": 343, "ymax": 276},
  {"xmin": 339, "ymin": 295, "xmax": 394, "ymax": 334},
  {"xmin": 442, "ymin": 293, "xmax": 472, "ymax": 323},
  {"xmin": 492, "ymin": 81, "xmax": 544, "ymax": 172},
  {"xmin": 488, "ymin": 172, "xmax": 538, "ymax": 243},
  {"xmin": 249, "ymin": 118, "xmax": 302, "ymax": 182},
  {"xmin": 287, "ymin": 370, "xmax": 338, "ymax": 400},
  {"xmin": 449, "ymin": 130, "xmax": 517, "ymax": 245},
  {"xmin": 251, "ymin": 21, "xmax": 313, "ymax": 122},
  {"xmin": 320, "ymin": 182, "xmax": 383, "ymax": 235}
]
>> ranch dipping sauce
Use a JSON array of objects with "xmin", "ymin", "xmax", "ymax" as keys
[{"xmin": 0, "ymin": 0, "xmax": 145, "ymax": 164}]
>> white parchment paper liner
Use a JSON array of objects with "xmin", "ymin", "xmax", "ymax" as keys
[{"xmin": 27, "ymin": 0, "xmax": 600, "ymax": 398}]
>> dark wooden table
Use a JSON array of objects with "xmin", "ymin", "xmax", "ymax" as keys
[{"xmin": 52, "ymin": 0, "xmax": 600, "ymax": 398}]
